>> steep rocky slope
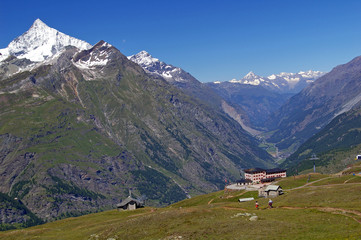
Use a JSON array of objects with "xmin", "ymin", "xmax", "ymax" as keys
[
  {"xmin": 206, "ymin": 82, "xmax": 292, "ymax": 130},
  {"xmin": 129, "ymin": 51, "xmax": 252, "ymax": 133},
  {"xmin": 281, "ymin": 106, "xmax": 361, "ymax": 174},
  {"xmin": 128, "ymin": 51, "xmax": 240, "ymax": 112}
]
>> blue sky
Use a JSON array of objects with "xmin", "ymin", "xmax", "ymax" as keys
[{"xmin": 2, "ymin": 0, "xmax": 361, "ymax": 82}]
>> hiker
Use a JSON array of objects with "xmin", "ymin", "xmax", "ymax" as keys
[
  {"xmin": 255, "ymin": 201, "xmax": 259, "ymax": 210},
  {"xmin": 268, "ymin": 199, "xmax": 273, "ymax": 208}
]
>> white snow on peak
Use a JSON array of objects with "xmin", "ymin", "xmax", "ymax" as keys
[
  {"xmin": 0, "ymin": 18, "xmax": 92, "ymax": 62},
  {"xmin": 229, "ymin": 71, "xmax": 267, "ymax": 86},
  {"xmin": 224, "ymin": 70, "xmax": 325, "ymax": 93},
  {"xmin": 128, "ymin": 50, "xmax": 159, "ymax": 67},
  {"xmin": 243, "ymin": 71, "xmax": 259, "ymax": 79},
  {"xmin": 268, "ymin": 74, "xmax": 277, "ymax": 80},
  {"xmin": 130, "ymin": 50, "xmax": 160, "ymax": 66},
  {"xmin": 73, "ymin": 41, "xmax": 112, "ymax": 70},
  {"xmin": 128, "ymin": 51, "xmax": 191, "ymax": 83}
]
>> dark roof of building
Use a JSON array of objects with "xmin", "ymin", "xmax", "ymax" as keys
[
  {"xmin": 244, "ymin": 168, "xmax": 286, "ymax": 174},
  {"xmin": 116, "ymin": 196, "xmax": 144, "ymax": 208},
  {"xmin": 237, "ymin": 178, "xmax": 252, "ymax": 183},
  {"xmin": 244, "ymin": 168, "xmax": 265, "ymax": 174},
  {"xmin": 265, "ymin": 168, "xmax": 286, "ymax": 174},
  {"xmin": 260, "ymin": 177, "xmax": 277, "ymax": 183}
]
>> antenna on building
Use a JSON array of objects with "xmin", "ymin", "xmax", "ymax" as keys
[
  {"xmin": 128, "ymin": 188, "xmax": 132, "ymax": 197},
  {"xmin": 309, "ymin": 154, "xmax": 319, "ymax": 173}
]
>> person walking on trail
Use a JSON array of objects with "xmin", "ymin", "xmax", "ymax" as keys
[
  {"xmin": 255, "ymin": 201, "xmax": 259, "ymax": 210},
  {"xmin": 268, "ymin": 199, "xmax": 273, "ymax": 208}
]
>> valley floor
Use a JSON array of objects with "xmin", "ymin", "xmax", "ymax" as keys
[{"xmin": 1, "ymin": 173, "xmax": 361, "ymax": 240}]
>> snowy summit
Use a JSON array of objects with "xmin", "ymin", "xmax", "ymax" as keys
[
  {"xmin": 128, "ymin": 51, "xmax": 191, "ymax": 83},
  {"xmin": 0, "ymin": 18, "xmax": 92, "ymax": 62},
  {"xmin": 227, "ymin": 70, "xmax": 325, "ymax": 93}
]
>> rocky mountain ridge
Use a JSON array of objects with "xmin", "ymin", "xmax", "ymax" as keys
[
  {"xmin": 128, "ymin": 50, "xmax": 252, "ymax": 132},
  {"xmin": 128, "ymin": 51, "xmax": 195, "ymax": 84}
]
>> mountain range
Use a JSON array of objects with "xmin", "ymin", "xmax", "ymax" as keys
[
  {"xmin": 0, "ymin": 19, "xmax": 274, "ymax": 225},
  {"xmin": 127, "ymin": 51, "xmax": 324, "ymax": 133},
  {"xmin": 206, "ymin": 70, "xmax": 324, "ymax": 130},
  {"xmin": 222, "ymin": 70, "xmax": 325, "ymax": 94}
]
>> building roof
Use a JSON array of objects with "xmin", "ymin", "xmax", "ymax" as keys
[
  {"xmin": 244, "ymin": 168, "xmax": 265, "ymax": 174},
  {"xmin": 237, "ymin": 178, "xmax": 252, "ymax": 183},
  {"xmin": 116, "ymin": 196, "xmax": 143, "ymax": 208},
  {"xmin": 264, "ymin": 185, "xmax": 281, "ymax": 192},
  {"xmin": 260, "ymin": 177, "xmax": 277, "ymax": 183},
  {"xmin": 265, "ymin": 168, "xmax": 286, "ymax": 174},
  {"xmin": 244, "ymin": 168, "xmax": 286, "ymax": 174}
]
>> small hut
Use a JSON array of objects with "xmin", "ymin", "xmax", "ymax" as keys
[
  {"xmin": 259, "ymin": 185, "xmax": 283, "ymax": 198},
  {"xmin": 116, "ymin": 196, "xmax": 144, "ymax": 211}
]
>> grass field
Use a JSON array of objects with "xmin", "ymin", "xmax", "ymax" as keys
[
  {"xmin": 1, "ymin": 173, "xmax": 361, "ymax": 240},
  {"xmin": 275, "ymin": 173, "xmax": 329, "ymax": 189}
]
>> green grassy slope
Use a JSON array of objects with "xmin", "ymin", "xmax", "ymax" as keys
[{"xmin": 1, "ymin": 173, "xmax": 361, "ymax": 240}]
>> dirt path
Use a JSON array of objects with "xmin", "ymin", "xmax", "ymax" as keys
[
  {"xmin": 279, "ymin": 206, "xmax": 361, "ymax": 224},
  {"xmin": 288, "ymin": 181, "xmax": 361, "ymax": 191},
  {"xmin": 343, "ymin": 176, "xmax": 358, "ymax": 184},
  {"xmin": 284, "ymin": 177, "xmax": 333, "ymax": 191}
]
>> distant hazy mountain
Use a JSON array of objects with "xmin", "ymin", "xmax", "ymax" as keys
[
  {"xmin": 220, "ymin": 70, "xmax": 325, "ymax": 94},
  {"xmin": 0, "ymin": 19, "xmax": 274, "ymax": 224},
  {"xmin": 206, "ymin": 70, "xmax": 324, "ymax": 130},
  {"xmin": 268, "ymin": 55, "xmax": 361, "ymax": 152}
]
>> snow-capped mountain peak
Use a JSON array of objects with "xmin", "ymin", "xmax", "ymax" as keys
[
  {"xmin": 31, "ymin": 18, "xmax": 47, "ymax": 29},
  {"xmin": 229, "ymin": 71, "xmax": 265, "ymax": 85},
  {"xmin": 0, "ymin": 18, "xmax": 92, "ymax": 62},
  {"xmin": 243, "ymin": 71, "xmax": 258, "ymax": 79},
  {"xmin": 73, "ymin": 40, "xmax": 112, "ymax": 70},
  {"xmin": 222, "ymin": 70, "xmax": 325, "ymax": 93},
  {"xmin": 128, "ymin": 51, "xmax": 195, "ymax": 83},
  {"xmin": 129, "ymin": 50, "xmax": 160, "ymax": 67}
]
